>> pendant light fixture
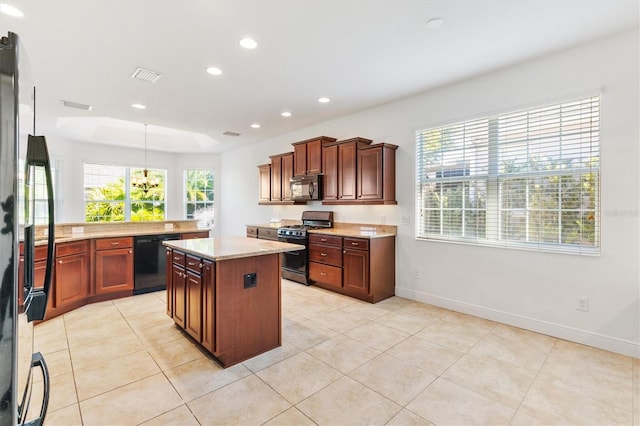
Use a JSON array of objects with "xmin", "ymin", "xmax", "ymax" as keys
[{"xmin": 132, "ymin": 123, "xmax": 159, "ymax": 193}]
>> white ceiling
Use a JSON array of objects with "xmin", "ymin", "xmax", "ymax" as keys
[{"xmin": 2, "ymin": 0, "xmax": 638, "ymax": 154}]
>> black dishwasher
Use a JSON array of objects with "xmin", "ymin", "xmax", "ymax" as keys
[{"xmin": 134, "ymin": 234, "xmax": 181, "ymax": 295}]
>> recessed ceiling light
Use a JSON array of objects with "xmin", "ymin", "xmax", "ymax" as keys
[
  {"xmin": 251, "ymin": 123, "xmax": 261, "ymax": 129},
  {"xmin": 206, "ymin": 67, "xmax": 223, "ymax": 76},
  {"xmin": 318, "ymin": 97, "xmax": 330, "ymax": 103},
  {"xmin": 239, "ymin": 38, "xmax": 258, "ymax": 49},
  {"xmin": 0, "ymin": 4, "xmax": 24, "ymax": 17},
  {"xmin": 281, "ymin": 111, "xmax": 292, "ymax": 117},
  {"xmin": 425, "ymin": 17, "xmax": 444, "ymax": 30},
  {"xmin": 132, "ymin": 103, "xmax": 146, "ymax": 110}
]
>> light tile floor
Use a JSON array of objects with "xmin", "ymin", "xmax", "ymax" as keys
[{"xmin": 35, "ymin": 279, "xmax": 639, "ymax": 425}]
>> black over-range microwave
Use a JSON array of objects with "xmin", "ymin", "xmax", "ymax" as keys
[{"xmin": 291, "ymin": 174, "xmax": 322, "ymax": 201}]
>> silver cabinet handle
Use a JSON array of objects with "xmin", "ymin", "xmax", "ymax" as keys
[
  {"xmin": 110, "ymin": 242, "xmax": 120, "ymax": 245},
  {"xmin": 320, "ymin": 253, "xmax": 327, "ymax": 257},
  {"xmin": 188, "ymin": 261, "xmax": 196, "ymax": 266},
  {"xmin": 351, "ymin": 242, "xmax": 359, "ymax": 246},
  {"xmin": 320, "ymin": 238, "xmax": 327, "ymax": 242},
  {"xmin": 58, "ymin": 260, "xmax": 62, "ymax": 264},
  {"xmin": 199, "ymin": 263, "xmax": 203, "ymax": 268},
  {"xmin": 320, "ymin": 272, "xmax": 327, "ymax": 276},
  {"xmin": 174, "ymin": 256, "xmax": 181, "ymax": 261},
  {"xmin": 128, "ymin": 250, "xmax": 132, "ymax": 254}
]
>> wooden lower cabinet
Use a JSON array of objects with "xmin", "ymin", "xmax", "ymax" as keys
[
  {"xmin": 165, "ymin": 247, "xmax": 173, "ymax": 317},
  {"xmin": 309, "ymin": 233, "xmax": 395, "ymax": 303},
  {"xmin": 54, "ymin": 241, "xmax": 89, "ymax": 309},
  {"xmin": 343, "ymin": 246, "xmax": 370, "ymax": 296},
  {"xmin": 201, "ymin": 260, "xmax": 215, "ymax": 353},
  {"xmin": 94, "ymin": 237, "xmax": 134, "ymax": 295},
  {"xmin": 167, "ymin": 249, "xmax": 281, "ymax": 367},
  {"xmin": 172, "ymin": 265, "xmax": 187, "ymax": 328},
  {"xmin": 18, "ymin": 244, "xmax": 48, "ymax": 310},
  {"xmin": 186, "ymin": 269, "xmax": 203, "ymax": 341}
]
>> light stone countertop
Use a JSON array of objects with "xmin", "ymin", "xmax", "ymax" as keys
[
  {"xmin": 307, "ymin": 227, "xmax": 395, "ymax": 239},
  {"xmin": 163, "ymin": 236, "xmax": 305, "ymax": 261},
  {"xmin": 246, "ymin": 221, "xmax": 397, "ymax": 239}
]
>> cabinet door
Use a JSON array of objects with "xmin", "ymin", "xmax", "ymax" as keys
[
  {"xmin": 358, "ymin": 146, "xmax": 383, "ymax": 200},
  {"xmin": 282, "ymin": 153, "xmax": 294, "ymax": 200},
  {"xmin": 95, "ymin": 248, "xmax": 134, "ymax": 295},
  {"xmin": 258, "ymin": 164, "xmax": 271, "ymax": 202},
  {"xmin": 201, "ymin": 260, "xmax": 215, "ymax": 352},
  {"xmin": 165, "ymin": 248, "xmax": 173, "ymax": 317},
  {"xmin": 306, "ymin": 139, "xmax": 323, "ymax": 174},
  {"xmin": 173, "ymin": 266, "xmax": 186, "ymax": 328},
  {"xmin": 185, "ymin": 270, "xmax": 202, "ymax": 341},
  {"xmin": 55, "ymin": 253, "xmax": 88, "ymax": 307},
  {"xmin": 293, "ymin": 143, "xmax": 307, "ymax": 176},
  {"xmin": 322, "ymin": 145, "xmax": 338, "ymax": 200},
  {"xmin": 271, "ymin": 156, "xmax": 282, "ymax": 201},
  {"xmin": 343, "ymin": 248, "xmax": 370, "ymax": 295},
  {"xmin": 338, "ymin": 142, "xmax": 357, "ymax": 200}
]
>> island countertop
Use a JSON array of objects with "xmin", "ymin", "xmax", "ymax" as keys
[{"xmin": 163, "ymin": 236, "xmax": 304, "ymax": 261}]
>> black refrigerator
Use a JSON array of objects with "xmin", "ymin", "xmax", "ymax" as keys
[{"xmin": 0, "ymin": 32, "xmax": 54, "ymax": 426}]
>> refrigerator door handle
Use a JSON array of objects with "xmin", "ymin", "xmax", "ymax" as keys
[
  {"xmin": 21, "ymin": 352, "xmax": 49, "ymax": 426},
  {"xmin": 24, "ymin": 135, "xmax": 55, "ymax": 322}
]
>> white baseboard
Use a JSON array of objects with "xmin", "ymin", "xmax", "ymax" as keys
[{"xmin": 396, "ymin": 287, "xmax": 640, "ymax": 359}]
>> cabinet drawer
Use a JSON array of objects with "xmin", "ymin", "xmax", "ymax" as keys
[
  {"xmin": 95, "ymin": 237, "xmax": 133, "ymax": 250},
  {"xmin": 309, "ymin": 244, "xmax": 342, "ymax": 267},
  {"xmin": 246, "ymin": 226, "xmax": 258, "ymax": 238},
  {"xmin": 257, "ymin": 228, "xmax": 278, "ymax": 241},
  {"xmin": 181, "ymin": 231, "xmax": 209, "ymax": 240},
  {"xmin": 186, "ymin": 254, "xmax": 203, "ymax": 273},
  {"xmin": 172, "ymin": 251, "xmax": 186, "ymax": 267},
  {"xmin": 343, "ymin": 238, "xmax": 369, "ymax": 251},
  {"xmin": 56, "ymin": 240, "xmax": 88, "ymax": 257},
  {"xmin": 309, "ymin": 233, "xmax": 342, "ymax": 247},
  {"xmin": 309, "ymin": 262, "xmax": 342, "ymax": 289}
]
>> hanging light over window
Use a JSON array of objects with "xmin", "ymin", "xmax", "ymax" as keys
[{"xmin": 132, "ymin": 124, "xmax": 160, "ymax": 193}]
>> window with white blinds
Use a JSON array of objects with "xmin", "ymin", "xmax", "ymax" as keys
[{"xmin": 416, "ymin": 96, "xmax": 600, "ymax": 254}]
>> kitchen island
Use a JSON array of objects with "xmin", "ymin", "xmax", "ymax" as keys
[{"xmin": 163, "ymin": 237, "xmax": 304, "ymax": 367}]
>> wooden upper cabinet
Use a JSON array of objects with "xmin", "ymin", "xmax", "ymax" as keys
[
  {"xmin": 322, "ymin": 145, "xmax": 339, "ymax": 201},
  {"xmin": 266, "ymin": 152, "xmax": 294, "ymax": 203},
  {"xmin": 336, "ymin": 138, "xmax": 372, "ymax": 201},
  {"xmin": 292, "ymin": 136, "xmax": 337, "ymax": 176},
  {"xmin": 282, "ymin": 153, "xmax": 294, "ymax": 201},
  {"xmin": 357, "ymin": 143, "xmax": 398, "ymax": 204},
  {"xmin": 338, "ymin": 142, "xmax": 357, "ymax": 200},
  {"xmin": 270, "ymin": 155, "xmax": 283, "ymax": 201},
  {"xmin": 306, "ymin": 139, "xmax": 323, "ymax": 174},
  {"xmin": 258, "ymin": 164, "xmax": 271, "ymax": 203},
  {"xmin": 293, "ymin": 143, "xmax": 307, "ymax": 177}
]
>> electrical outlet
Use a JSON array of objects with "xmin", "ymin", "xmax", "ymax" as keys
[
  {"xmin": 401, "ymin": 216, "xmax": 410, "ymax": 226},
  {"xmin": 164, "ymin": 223, "xmax": 174, "ymax": 230},
  {"xmin": 413, "ymin": 269, "xmax": 420, "ymax": 279},
  {"xmin": 380, "ymin": 215, "xmax": 386, "ymax": 224},
  {"xmin": 577, "ymin": 297, "xmax": 589, "ymax": 312}
]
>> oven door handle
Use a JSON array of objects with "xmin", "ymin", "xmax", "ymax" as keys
[{"xmin": 286, "ymin": 250, "xmax": 301, "ymax": 256}]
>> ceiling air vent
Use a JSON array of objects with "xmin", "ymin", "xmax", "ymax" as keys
[
  {"xmin": 223, "ymin": 131, "xmax": 241, "ymax": 137},
  {"xmin": 61, "ymin": 99, "xmax": 93, "ymax": 111},
  {"xmin": 130, "ymin": 67, "xmax": 162, "ymax": 83}
]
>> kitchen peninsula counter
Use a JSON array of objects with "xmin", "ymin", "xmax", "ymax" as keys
[{"xmin": 163, "ymin": 237, "xmax": 303, "ymax": 367}]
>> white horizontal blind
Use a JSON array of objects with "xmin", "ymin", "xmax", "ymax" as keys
[{"xmin": 416, "ymin": 96, "xmax": 600, "ymax": 254}]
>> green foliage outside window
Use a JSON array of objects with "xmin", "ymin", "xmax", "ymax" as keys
[{"xmin": 84, "ymin": 165, "xmax": 166, "ymax": 222}]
